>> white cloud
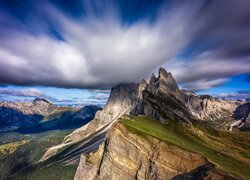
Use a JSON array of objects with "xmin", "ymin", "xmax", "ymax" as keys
[{"xmin": 0, "ymin": 0, "xmax": 250, "ymax": 91}]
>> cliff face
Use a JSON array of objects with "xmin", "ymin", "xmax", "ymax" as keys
[
  {"xmin": 134, "ymin": 67, "xmax": 243, "ymax": 128},
  {"xmin": 230, "ymin": 102, "xmax": 250, "ymax": 131},
  {"xmin": 182, "ymin": 92, "xmax": 243, "ymax": 130},
  {"xmin": 182, "ymin": 92, "xmax": 242, "ymax": 120},
  {"xmin": 39, "ymin": 83, "xmax": 138, "ymax": 162},
  {"xmin": 74, "ymin": 117, "xmax": 227, "ymax": 180},
  {"xmin": 63, "ymin": 83, "xmax": 138, "ymax": 144}
]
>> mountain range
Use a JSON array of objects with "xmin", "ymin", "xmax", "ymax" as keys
[
  {"xmin": 0, "ymin": 67, "xmax": 250, "ymax": 179},
  {"xmin": 0, "ymin": 98, "xmax": 101, "ymax": 133}
]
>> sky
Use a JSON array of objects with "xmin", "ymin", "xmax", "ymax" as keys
[{"xmin": 0, "ymin": 0, "xmax": 250, "ymax": 106}]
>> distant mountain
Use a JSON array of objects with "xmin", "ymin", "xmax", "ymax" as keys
[
  {"xmin": 0, "ymin": 99, "xmax": 101, "ymax": 133},
  {"xmin": 230, "ymin": 102, "xmax": 250, "ymax": 131},
  {"xmin": 33, "ymin": 97, "xmax": 51, "ymax": 104}
]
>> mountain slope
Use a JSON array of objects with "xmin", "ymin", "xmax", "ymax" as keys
[{"xmin": 75, "ymin": 115, "xmax": 250, "ymax": 179}]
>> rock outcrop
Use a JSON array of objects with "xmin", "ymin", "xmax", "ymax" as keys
[
  {"xmin": 64, "ymin": 83, "xmax": 138, "ymax": 144},
  {"xmin": 39, "ymin": 83, "xmax": 138, "ymax": 162},
  {"xmin": 230, "ymin": 102, "xmax": 250, "ymax": 131},
  {"xmin": 182, "ymin": 91, "xmax": 242, "ymax": 121},
  {"xmin": 74, "ymin": 118, "xmax": 226, "ymax": 180}
]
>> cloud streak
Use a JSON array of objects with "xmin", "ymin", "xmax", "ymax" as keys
[
  {"xmin": 0, "ymin": 88, "xmax": 44, "ymax": 97},
  {"xmin": 218, "ymin": 90, "xmax": 250, "ymax": 100},
  {"xmin": 0, "ymin": 0, "xmax": 250, "ymax": 91}
]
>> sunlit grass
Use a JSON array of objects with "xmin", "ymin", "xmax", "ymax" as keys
[{"xmin": 0, "ymin": 140, "xmax": 30, "ymax": 155}]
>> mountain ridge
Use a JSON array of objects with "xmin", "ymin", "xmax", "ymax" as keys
[
  {"xmin": 40, "ymin": 68, "xmax": 248, "ymax": 162},
  {"xmin": 37, "ymin": 67, "xmax": 250, "ymax": 179}
]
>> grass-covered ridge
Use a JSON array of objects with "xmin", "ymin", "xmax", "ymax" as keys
[{"xmin": 121, "ymin": 116, "xmax": 250, "ymax": 179}]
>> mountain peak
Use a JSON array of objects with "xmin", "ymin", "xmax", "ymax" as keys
[
  {"xmin": 149, "ymin": 73, "xmax": 157, "ymax": 84},
  {"xmin": 159, "ymin": 67, "xmax": 168, "ymax": 75},
  {"xmin": 158, "ymin": 67, "xmax": 179, "ymax": 92},
  {"xmin": 33, "ymin": 98, "xmax": 51, "ymax": 104},
  {"xmin": 147, "ymin": 67, "xmax": 180, "ymax": 98}
]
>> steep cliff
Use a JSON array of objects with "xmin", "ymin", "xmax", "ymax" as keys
[
  {"xmin": 39, "ymin": 83, "xmax": 138, "ymax": 162},
  {"xmin": 75, "ymin": 118, "xmax": 208, "ymax": 180},
  {"xmin": 75, "ymin": 115, "xmax": 250, "ymax": 180},
  {"xmin": 181, "ymin": 91, "xmax": 243, "ymax": 130}
]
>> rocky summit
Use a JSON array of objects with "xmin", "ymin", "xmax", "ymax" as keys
[{"xmin": 36, "ymin": 67, "xmax": 250, "ymax": 180}]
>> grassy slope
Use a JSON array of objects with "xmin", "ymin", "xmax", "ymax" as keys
[
  {"xmin": 121, "ymin": 116, "xmax": 250, "ymax": 179},
  {"xmin": 0, "ymin": 140, "xmax": 30, "ymax": 155},
  {"xmin": 0, "ymin": 130, "xmax": 76, "ymax": 179},
  {"xmin": 40, "ymin": 107, "xmax": 76, "ymax": 123}
]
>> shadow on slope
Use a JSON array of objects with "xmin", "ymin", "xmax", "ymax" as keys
[
  {"xmin": 0, "ymin": 105, "xmax": 102, "ymax": 134},
  {"xmin": 0, "ymin": 107, "xmax": 43, "ymax": 132}
]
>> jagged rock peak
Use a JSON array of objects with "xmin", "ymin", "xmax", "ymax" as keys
[
  {"xmin": 149, "ymin": 73, "xmax": 157, "ymax": 84},
  {"xmin": 33, "ymin": 98, "xmax": 51, "ymax": 104},
  {"xmin": 140, "ymin": 79, "xmax": 148, "ymax": 86},
  {"xmin": 147, "ymin": 67, "xmax": 180, "ymax": 99},
  {"xmin": 158, "ymin": 67, "xmax": 179, "ymax": 92},
  {"xmin": 107, "ymin": 83, "xmax": 138, "ymax": 104}
]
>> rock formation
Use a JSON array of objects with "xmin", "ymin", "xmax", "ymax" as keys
[
  {"xmin": 40, "ymin": 67, "xmax": 249, "ymax": 179},
  {"xmin": 74, "ymin": 117, "xmax": 229, "ymax": 180},
  {"xmin": 39, "ymin": 83, "xmax": 138, "ymax": 162},
  {"xmin": 230, "ymin": 102, "xmax": 250, "ymax": 131}
]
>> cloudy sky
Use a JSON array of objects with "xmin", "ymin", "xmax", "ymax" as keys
[{"xmin": 0, "ymin": 0, "xmax": 250, "ymax": 105}]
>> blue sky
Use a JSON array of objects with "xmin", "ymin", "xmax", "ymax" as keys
[
  {"xmin": 0, "ymin": 0, "xmax": 249, "ymax": 105},
  {"xmin": 0, "ymin": 85, "xmax": 110, "ymax": 106}
]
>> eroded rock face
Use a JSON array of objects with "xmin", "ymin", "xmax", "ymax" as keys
[
  {"xmin": 39, "ymin": 83, "xmax": 139, "ymax": 162},
  {"xmin": 230, "ymin": 102, "xmax": 250, "ymax": 130},
  {"xmin": 74, "ymin": 119, "xmax": 226, "ymax": 180},
  {"xmin": 144, "ymin": 68, "xmax": 182, "ymax": 101},
  {"xmin": 182, "ymin": 92, "xmax": 242, "ymax": 121},
  {"xmin": 64, "ymin": 83, "xmax": 139, "ymax": 144},
  {"xmin": 133, "ymin": 67, "xmax": 189, "ymax": 123},
  {"xmin": 181, "ymin": 91, "xmax": 244, "ymax": 130}
]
